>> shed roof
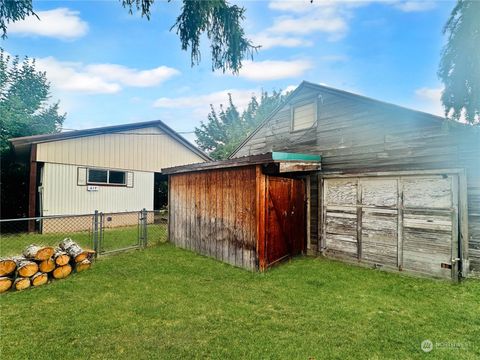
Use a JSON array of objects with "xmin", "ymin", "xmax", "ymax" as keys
[
  {"xmin": 9, "ymin": 119, "xmax": 212, "ymax": 161},
  {"xmin": 163, "ymin": 152, "xmax": 321, "ymax": 175}
]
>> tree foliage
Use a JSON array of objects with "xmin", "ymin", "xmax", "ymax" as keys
[
  {"xmin": 438, "ymin": 0, "xmax": 480, "ymax": 125},
  {"xmin": 0, "ymin": 48, "xmax": 65, "ymax": 218},
  {"xmin": 195, "ymin": 90, "xmax": 287, "ymax": 160},
  {"xmin": 0, "ymin": 0, "xmax": 257, "ymax": 73}
]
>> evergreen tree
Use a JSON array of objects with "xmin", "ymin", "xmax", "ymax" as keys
[
  {"xmin": 438, "ymin": 0, "xmax": 480, "ymax": 124},
  {"xmin": 0, "ymin": 48, "xmax": 65, "ymax": 218}
]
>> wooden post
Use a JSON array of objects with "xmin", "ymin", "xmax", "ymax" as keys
[
  {"xmin": 28, "ymin": 144, "xmax": 37, "ymax": 232},
  {"xmin": 256, "ymin": 165, "xmax": 267, "ymax": 271}
]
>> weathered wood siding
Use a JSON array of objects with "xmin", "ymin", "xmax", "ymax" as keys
[
  {"xmin": 169, "ymin": 166, "xmax": 257, "ymax": 270},
  {"xmin": 233, "ymin": 84, "xmax": 480, "ymax": 276}
]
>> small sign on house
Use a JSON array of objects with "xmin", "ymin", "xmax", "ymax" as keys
[{"xmin": 87, "ymin": 185, "xmax": 99, "ymax": 192}]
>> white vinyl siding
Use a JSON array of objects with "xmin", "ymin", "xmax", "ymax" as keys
[
  {"xmin": 36, "ymin": 126, "xmax": 205, "ymax": 172},
  {"xmin": 41, "ymin": 163, "xmax": 153, "ymax": 215},
  {"xmin": 292, "ymin": 102, "xmax": 316, "ymax": 131}
]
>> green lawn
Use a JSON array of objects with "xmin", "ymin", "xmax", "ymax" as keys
[
  {"xmin": 1, "ymin": 244, "xmax": 479, "ymax": 359},
  {"xmin": 0, "ymin": 224, "xmax": 167, "ymax": 257}
]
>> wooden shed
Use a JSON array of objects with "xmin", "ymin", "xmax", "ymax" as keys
[{"xmin": 163, "ymin": 152, "xmax": 321, "ymax": 270}]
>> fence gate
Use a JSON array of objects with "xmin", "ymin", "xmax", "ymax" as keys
[{"xmin": 95, "ymin": 209, "xmax": 148, "ymax": 255}]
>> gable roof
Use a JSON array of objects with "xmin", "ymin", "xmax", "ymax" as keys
[
  {"xmin": 10, "ymin": 119, "xmax": 212, "ymax": 161},
  {"xmin": 229, "ymin": 80, "xmax": 467, "ymax": 159}
]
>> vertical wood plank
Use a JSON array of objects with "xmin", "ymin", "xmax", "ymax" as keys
[
  {"xmin": 306, "ymin": 176, "xmax": 311, "ymax": 250},
  {"xmin": 256, "ymin": 166, "xmax": 266, "ymax": 271},
  {"xmin": 222, "ymin": 170, "xmax": 231, "ymax": 263}
]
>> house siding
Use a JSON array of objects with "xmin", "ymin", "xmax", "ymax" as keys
[
  {"xmin": 36, "ymin": 126, "xmax": 205, "ymax": 173},
  {"xmin": 233, "ymin": 84, "xmax": 480, "ymax": 276}
]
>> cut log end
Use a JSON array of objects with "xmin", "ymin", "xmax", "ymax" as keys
[
  {"xmin": 76, "ymin": 259, "xmax": 91, "ymax": 273},
  {"xmin": 16, "ymin": 260, "xmax": 39, "ymax": 278},
  {"xmin": 54, "ymin": 254, "xmax": 70, "ymax": 266},
  {"xmin": 74, "ymin": 252, "xmax": 89, "ymax": 263},
  {"xmin": 52, "ymin": 264, "xmax": 72, "ymax": 279},
  {"xmin": 23, "ymin": 245, "xmax": 55, "ymax": 261},
  {"xmin": 32, "ymin": 272, "xmax": 49, "ymax": 287},
  {"xmin": 39, "ymin": 258, "xmax": 56, "ymax": 273},
  {"xmin": 0, "ymin": 277, "xmax": 13, "ymax": 293},
  {"xmin": 0, "ymin": 259, "xmax": 16, "ymax": 277},
  {"xmin": 14, "ymin": 277, "xmax": 31, "ymax": 291}
]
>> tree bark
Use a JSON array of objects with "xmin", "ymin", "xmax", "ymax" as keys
[
  {"xmin": 14, "ymin": 257, "xmax": 39, "ymax": 277},
  {"xmin": 52, "ymin": 264, "xmax": 72, "ymax": 279},
  {"xmin": 0, "ymin": 258, "xmax": 16, "ymax": 277},
  {"xmin": 23, "ymin": 245, "xmax": 55, "ymax": 261},
  {"xmin": 53, "ymin": 248, "xmax": 70, "ymax": 266},
  {"xmin": 31, "ymin": 272, "xmax": 48, "ymax": 286},
  {"xmin": 38, "ymin": 258, "xmax": 55, "ymax": 273},
  {"xmin": 0, "ymin": 277, "xmax": 13, "ymax": 293},
  {"xmin": 59, "ymin": 238, "xmax": 88, "ymax": 263},
  {"xmin": 14, "ymin": 277, "xmax": 31, "ymax": 291}
]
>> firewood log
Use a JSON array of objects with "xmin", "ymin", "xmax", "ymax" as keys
[
  {"xmin": 0, "ymin": 258, "xmax": 16, "ymax": 277},
  {"xmin": 31, "ymin": 272, "xmax": 48, "ymax": 287},
  {"xmin": 59, "ymin": 238, "xmax": 88, "ymax": 263},
  {"xmin": 52, "ymin": 264, "xmax": 72, "ymax": 279},
  {"xmin": 14, "ymin": 257, "xmax": 39, "ymax": 277},
  {"xmin": 38, "ymin": 258, "xmax": 55, "ymax": 273},
  {"xmin": 53, "ymin": 248, "xmax": 70, "ymax": 266},
  {"xmin": 14, "ymin": 277, "xmax": 31, "ymax": 291},
  {"xmin": 84, "ymin": 248, "xmax": 96, "ymax": 261},
  {"xmin": 23, "ymin": 244, "xmax": 55, "ymax": 261},
  {"xmin": 76, "ymin": 259, "xmax": 91, "ymax": 272},
  {"xmin": 0, "ymin": 277, "xmax": 13, "ymax": 293}
]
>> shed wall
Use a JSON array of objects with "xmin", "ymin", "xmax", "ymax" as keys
[
  {"xmin": 233, "ymin": 85, "xmax": 480, "ymax": 275},
  {"xmin": 42, "ymin": 162, "xmax": 154, "ymax": 215},
  {"xmin": 36, "ymin": 126, "xmax": 205, "ymax": 172},
  {"xmin": 169, "ymin": 166, "xmax": 258, "ymax": 270}
]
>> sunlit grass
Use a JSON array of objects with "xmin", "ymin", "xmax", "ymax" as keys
[{"xmin": 1, "ymin": 244, "xmax": 479, "ymax": 359}]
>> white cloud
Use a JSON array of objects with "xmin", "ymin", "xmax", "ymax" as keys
[
  {"xmin": 251, "ymin": 34, "xmax": 313, "ymax": 50},
  {"xmin": 154, "ymin": 89, "xmax": 258, "ymax": 111},
  {"xmin": 35, "ymin": 57, "xmax": 180, "ymax": 94},
  {"xmin": 86, "ymin": 64, "xmax": 180, "ymax": 87},
  {"xmin": 392, "ymin": 1, "xmax": 437, "ymax": 12},
  {"xmin": 258, "ymin": 0, "xmax": 437, "ymax": 49},
  {"xmin": 237, "ymin": 60, "xmax": 313, "ymax": 81},
  {"xmin": 8, "ymin": 8, "xmax": 88, "ymax": 40},
  {"xmin": 413, "ymin": 86, "xmax": 443, "ymax": 115}
]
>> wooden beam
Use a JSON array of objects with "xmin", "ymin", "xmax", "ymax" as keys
[
  {"xmin": 278, "ymin": 162, "xmax": 321, "ymax": 173},
  {"xmin": 28, "ymin": 144, "xmax": 37, "ymax": 232},
  {"xmin": 256, "ymin": 165, "xmax": 267, "ymax": 271}
]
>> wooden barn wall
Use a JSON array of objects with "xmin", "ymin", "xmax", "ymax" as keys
[
  {"xmin": 169, "ymin": 166, "xmax": 257, "ymax": 270},
  {"xmin": 233, "ymin": 85, "xmax": 480, "ymax": 275}
]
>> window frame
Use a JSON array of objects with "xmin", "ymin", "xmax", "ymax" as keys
[
  {"xmin": 87, "ymin": 168, "xmax": 127, "ymax": 187},
  {"xmin": 290, "ymin": 100, "xmax": 318, "ymax": 133}
]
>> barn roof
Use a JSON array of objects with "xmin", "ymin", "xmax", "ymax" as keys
[
  {"xmin": 163, "ymin": 152, "xmax": 321, "ymax": 175},
  {"xmin": 9, "ymin": 119, "xmax": 212, "ymax": 161},
  {"xmin": 228, "ymin": 80, "xmax": 469, "ymax": 159}
]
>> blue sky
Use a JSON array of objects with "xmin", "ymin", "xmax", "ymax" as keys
[{"xmin": 2, "ymin": 0, "xmax": 453, "ymax": 143}]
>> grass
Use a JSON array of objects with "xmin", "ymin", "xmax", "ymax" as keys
[
  {"xmin": 0, "ymin": 224, "xmax": 167, "ymax": 257},
  {"xmin": 1, "ymin": 244, "xmax": 479, "ymax": 359}
]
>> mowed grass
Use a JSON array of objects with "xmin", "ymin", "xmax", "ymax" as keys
[
  {"xmin": 1, "ymin": 244, "xmax": 479, "ymax": 360},
  {"xmin": 0, "ymin": 224, "xmax": 167, "ymax": 257}
]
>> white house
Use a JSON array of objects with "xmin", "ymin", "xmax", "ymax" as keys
[{"xmin": 10, "ymin": 120, "xmax": 210, "ymax": 230}]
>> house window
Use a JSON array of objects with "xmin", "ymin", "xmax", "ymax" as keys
[
  {"xmin": 292, "ymin": 102, "xmax": 316, "ymax": 131},
  {"xmin": 87, "ymin": 168, "xmax": 126, "ymax": 186}
]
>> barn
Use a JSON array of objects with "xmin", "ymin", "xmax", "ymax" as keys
[
  {"xmin": 10, "ymin": 120, "xmax": 210, "ymax": 232},
  {"xmin": 166, "ymin": 81, "xmax": 479, "ymax": 280}
]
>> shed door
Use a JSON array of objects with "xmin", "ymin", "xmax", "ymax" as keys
[
  {"xmin": 322, "ymin": 174, "xmax": 459, "ymax": 279},
  {"xmin": 266, "ymin": 177, "xmax": 305, "ymax": 267}
]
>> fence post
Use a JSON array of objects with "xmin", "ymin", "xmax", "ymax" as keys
[
  {"xmin": 142, "ymin": 208, "xmax": 148, "ymax": 248},
  {"xmin": 93, "ymin": 210, "xmax": 99, "ymax": 258}
]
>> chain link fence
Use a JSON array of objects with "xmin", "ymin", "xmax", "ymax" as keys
[{"xmin": 0, "ymin": 210, "xmax": 168, "ymax": 258}]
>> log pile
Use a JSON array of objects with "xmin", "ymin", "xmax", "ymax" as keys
[{"xmin": 0, "ymin": 239, "xmax": 94, "ymax": 293}]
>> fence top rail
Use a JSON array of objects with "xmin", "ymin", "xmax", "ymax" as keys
[{"xmin": 0, "ymin": 213, "xmax": 96, "ymax": 222}]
